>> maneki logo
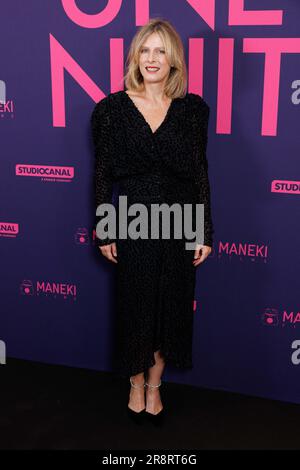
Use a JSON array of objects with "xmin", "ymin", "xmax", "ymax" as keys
[
  {"xmin": 0, "ymin": 222, "xmax": 19, "ymax": 239},
  {"xmin": 20, "ymin": 279, "xmax": 77, "ymax": 300},
  {"xmin": 216, "ymin": 241, "xmax": 268, "ymax": 263},
  {"xmin": 262, "ymin": 307, "xmax": 300, "ymax": 328},
  {"xmin": 271, "ymin": 180, "xmax": 300, "ymax": 195},
  {"xmin": 74, "ymin": 227, "xmax": 101, "ymax": 245},
  {"xmin": 15, "ymin": 164, "xmax": 74, "ymax": 183},
  {"xmin": 75, "ymin": 227, "xmax": 89, "ymax": 245}
]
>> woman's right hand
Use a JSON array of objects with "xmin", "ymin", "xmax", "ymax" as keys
[{"xmin": 99, "ymin": 242, "xmax": 118, "ymax": 263}]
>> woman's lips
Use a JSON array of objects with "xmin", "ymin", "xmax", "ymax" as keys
[{"xmin": 145, "ymin": 67, "xmax": 160, "ymax": 73}]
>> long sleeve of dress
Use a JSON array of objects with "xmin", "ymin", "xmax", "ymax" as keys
[
  {"xmin": 190, "ymin": 94, "xmax": 214, "ymax": 247},
  {"xmin": 91, "ymin": 97, "xmax": 116, "ymax": 247}
]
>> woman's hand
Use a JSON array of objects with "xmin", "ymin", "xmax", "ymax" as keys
[
  {"xmin": 193, "ymin": 243, "xmax": 212, "ymax": 267},
  {"xmin": 99, "ymin": 242, "xmax": 118, "ymax": 263}
]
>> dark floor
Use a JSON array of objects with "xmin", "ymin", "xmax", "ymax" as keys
[{"xmin": 0, "ymin": 358, "xmax": 299, "ymax": 450}]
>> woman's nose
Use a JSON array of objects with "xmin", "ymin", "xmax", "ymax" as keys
[{"xmin": 148, "ymin": 50, "xmax": 158, "ymax": 62}]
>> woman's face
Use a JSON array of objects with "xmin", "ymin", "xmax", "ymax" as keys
[{"xmin": 138, "ymin": 32, "xmax": 172, "ymax": 86}]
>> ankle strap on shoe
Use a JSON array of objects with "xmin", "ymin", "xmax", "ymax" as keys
[
  {"xmin": 145, "ymin": 380, "xmax": 161, "ymax": 388},
  {"xmin": 130, "ymin": 377, "xmax": 146, "ymax": 389}
]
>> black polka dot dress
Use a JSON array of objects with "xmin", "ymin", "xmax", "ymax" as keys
[{"xmin": 91, "ymin": 90, "xmax": 214, "ymax": 378}]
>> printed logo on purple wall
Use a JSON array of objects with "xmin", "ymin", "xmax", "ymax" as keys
[
  {"xmin": 262, "ymin": 308, "xmax": 300, "ymax": 328},
  {"xmin": 15, "ymin": 164, "xmax": 74, "ymax": 183},
  {"xmin": 0, "ymin": 223, "xmax": 19, "ymax": 238},
  {"xmin": 271, "ymin": 180, "xmax": 300, "ymax": 194},
  {"xmin": 216, "ymin": 241, "xmax": 268, "ymax": 262},
  {"xmin": 20, "ymin": 279, "xmax": 77, "ymax": 300},
  {"xmin": 75, "ymin": 228, "xmax": 89, "ymax": 245}
]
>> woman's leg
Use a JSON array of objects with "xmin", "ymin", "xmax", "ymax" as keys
[
  {"xmin": 128, "ymin": 371, "xmax": 146, "ymax": 412},
  {"xmin": 145, "ymin": 350, "xmax": 165, "ymax": 414}
]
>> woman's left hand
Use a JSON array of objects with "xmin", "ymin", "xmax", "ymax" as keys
[{"xmin": 193, "ymin": 244, "xmax": 212, "ymax": 267}]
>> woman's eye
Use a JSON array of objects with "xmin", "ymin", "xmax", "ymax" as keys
[{"xmin": 140, "ymin": 49, "xmax": 165, "ymax": 53}]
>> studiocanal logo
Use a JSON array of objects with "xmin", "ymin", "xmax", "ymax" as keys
[
  {"xmin": 271, "ymin": 180, "xmax": 300, "ymax": 194},
  {"xmin": 0, "ymin": 222, "xmax": 19, "ymax": 239},
  {"xmin": 261, "ymin": 307, "xmax": 300, "ymax": 328},
  {"xmin": 20, "ymin": 279, "xmax": 77, "ymax": 300},
  {"xmin": 15, "ymin": 164, "xmax": 74, "ymax": 183}
]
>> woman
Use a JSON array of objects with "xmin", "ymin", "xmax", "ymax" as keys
[{"xmin": 91, "ymin": 18, "xmax": 214, "ymax": 425}]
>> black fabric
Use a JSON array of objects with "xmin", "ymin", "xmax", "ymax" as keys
[{"xmin": 91, "ymin": 90, "xmax": 214, "ymax": 377}]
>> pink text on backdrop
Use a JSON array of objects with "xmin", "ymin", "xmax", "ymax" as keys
[
  {"xmin": 50, "ymin": 0, "xmax": 293, "ymax": 136},
  {"xmin": 61, "ymin": 0, "xmax": 283, "ymax": 30}
]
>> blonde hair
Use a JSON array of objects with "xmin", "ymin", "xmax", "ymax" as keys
[{"xmin": 123, "ymin": 18, "xmax": 187, "ymax": 99}]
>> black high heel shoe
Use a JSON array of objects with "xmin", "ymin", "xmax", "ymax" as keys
[
  {"xmin": 127, "ymin": 406, "xmax": 146, "ymax": 424},
  {"xmin": 145, "ymin": 380, "xmax": 165, "ymax": 427},
  {"xmin": 127, "ymin": 377, "xmax": 146, "ymax": 425}
]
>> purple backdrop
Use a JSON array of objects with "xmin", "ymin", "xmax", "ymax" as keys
[{"xmin": 1, "ymin": 0, "xmax": 300, "ymax": 405}]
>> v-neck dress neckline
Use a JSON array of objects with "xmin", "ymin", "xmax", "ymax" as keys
[{"xmin": 122, "ymin": 90, "xmax": 177, "ymax": 136}]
